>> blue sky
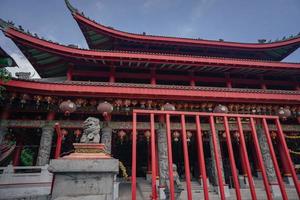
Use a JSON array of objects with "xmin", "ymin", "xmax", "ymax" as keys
[{"xmin": 0, "ymin": 0, "xmax": 300, "ymax": 77}]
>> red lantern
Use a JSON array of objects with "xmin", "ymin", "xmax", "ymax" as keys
[
  {"xmin": 173, "ymin": 131, "xmax": 180, "ymax": 142},
  {"xmin": 162, "ymin": 103, "xmax": 175, "ymax": 111},
  {"xmin": 59, "ymin": 100, "xmax": 77, "ymax": 115},
  {"xmin": 144, "ymin": 130, "xmax": 151, "ymax": 141},
  {"xmin": 97, "ymin": 101, "xmax": 113, "ymax": 115},
  {"xmin": 277, "ymin": 107, "xmax": 291, "ymax": 120},
  {"xmin": 213, "ymin": 104, "xmax": 228, "ymax": 113},
  {"xmin": 118, "ymin": 130, "xmax": 126, "ymax": 143},
  {"xmin": 270, "ymin": 131, "xmax": 277, "ymax": 140},
  {"xmin": 186, "ymin": 131, "xmax": 193, "ymax": 142}
]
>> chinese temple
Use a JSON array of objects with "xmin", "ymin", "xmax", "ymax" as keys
[{"xmin": 0, "ymin": 0, "xmax": 300, "ymax": 199}]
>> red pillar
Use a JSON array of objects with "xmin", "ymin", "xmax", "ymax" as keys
[
  {"xmin": 249, "ymin": 118, "xmax": 273, "ymax": 200},
  {"xmin": 181, "ymin": 115, "xmax": 192, "ymax": 200},
  {"xmin": 66, "ymin": 66, "xmax": 73, "ymax": 81},
  {"xmin": 262, "ymin": 118, "xmax": 288, "ymax": 200},
  {"xmin": 237, "ymin": 117, "xmax": 257, "ymax": 200},
  {"xmin": 150, "ymin": 68, "xmax": 156, "ymax": 85},
  {"xmin": 278, "ymin": 140, "xmax": 291, "ymax": 177},
  {"xmin": 12, "ymin": 137, "xmax": 23, "ymax": 166},
  {"xmin": 224, "ymin": 116, "xmax": 241, "ymax": 200},
  {"xmin": 209, "ymin": 116, "xmax": 226, "ymax": 200},
  {"xmin": 150, "ymin": 113, "xmax": 157, "ymax": 200},
  {"xmin": 239, "ymin": 143, "xmax": 248, "ymax": 176},
  {"xmin": 109, "ymin": 66, "xmax": 116, "ymax": 83},
  {"xmin": 166, "ymin": 114, "xmax": 175, "ymax": 200},
  {"xmin": 131, "ymin": 112, "xmax": 137, "ymax": 200},
  {"xmin": 195, "ymin": 116, "xmax": 209, "ymax": 200}
]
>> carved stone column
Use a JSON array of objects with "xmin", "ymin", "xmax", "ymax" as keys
[
  {"xmin": 0, "ymin": 126, "xmax": 8, "ymax": 145},
  {"xmin": 256, "ymin": 124, "xmax": 280, "ymax": 197},
  {"xmin": 157, "ymin": 123, "xmax": 169, "ymax": 188},
  {"xmin": 36, "ymin": 125, "xmax": 54, "ymax": 166},
  {"xmin": 208, "ymin": 131, "xmax": 230, "ymax": 197},
  {"xmin": 101, "ymin": 122, "xmax": 112, "ymax": 154}
]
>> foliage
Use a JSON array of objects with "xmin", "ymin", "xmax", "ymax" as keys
[
  {"xmin": 20, "ymin": 148, "xmax": 34, "ymax": 166},
  {"xmin": 0, "ymin": 68, "xmax": 11, "ymax": 100}
]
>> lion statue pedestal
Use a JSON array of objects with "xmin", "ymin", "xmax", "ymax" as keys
[{"xmin": 48, "ymin": 117, "xmax": 119, "ymax": 200}]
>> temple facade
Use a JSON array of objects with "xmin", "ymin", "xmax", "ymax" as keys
[{"xmin": 0, "ymin": 0, "xmax": 300, "ymax": 199}]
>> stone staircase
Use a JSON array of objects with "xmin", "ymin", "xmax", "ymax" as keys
[{"xmin": 119, "ymin": 178, "xmax": 299, "ymax": 200}]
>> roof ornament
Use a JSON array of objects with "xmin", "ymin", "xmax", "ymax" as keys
[
  {"xmin": 65, "ymin": 0, "xmax": 78, "ymax": 14},
  {"xmin": 0, "ymin": 18, "xmax": 12, "ymax": 31}
]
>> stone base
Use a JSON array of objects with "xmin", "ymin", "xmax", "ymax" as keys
[
  {"xmin": 239, "ymin": 175, "xmax": 249, "ymax": 189},
  {"xmin": 271, "ymin": 184, "xmax": 281, "ymax": 198},
  {"xmin": 283, "ymin": 175, "xmax": 294, "ymax": 186},
  {"xmin": 215, "ymin": 185, "xmax": 230, "ymax": 197},
  {"xmin": 256, "ymin": 171, "xmax": 262, "ymax": 179},
  {"xmin": 146, "ymin": 171, "xmax": 152, "ymax": 181},
  {"xmin": 48, "ymin": 144, "xmax": 118, "ymax": 200}
]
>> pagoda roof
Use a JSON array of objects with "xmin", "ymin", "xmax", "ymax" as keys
[
  {"xmin": 2, "ymin": 78, "xmax": 300, "ymax": 104},
  {"xmin": 1, "ymin": 22, "xmax": 300, "ymax": 78},
  {"xmin": 65, "ymin": 0, "xmax": 300, "ymax": 61}
]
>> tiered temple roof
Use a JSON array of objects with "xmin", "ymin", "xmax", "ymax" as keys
[{"xmin": 65, "ymin": 0, "xmax": 300, "ymax": 61}]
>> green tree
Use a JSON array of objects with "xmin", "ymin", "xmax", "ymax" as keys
[{"xmin": 0, "ymin": 68, "xmax": 11, "ymax": 100}]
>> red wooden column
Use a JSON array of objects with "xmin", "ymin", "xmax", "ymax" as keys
[
  {"xmin": 150, "ymin": 113, "xmax": 157, "ymax": 200},
  {"xmin": 12, "ymin": 137, "xmax": 23, "ymax": 166},
  {"xmin": 54, "ymin": 123, "xmax": 63, "ymax": 159},
  {"xmin": 209, "ymin": 116, "xmax": 226, "ymax": 200},
  {"xmin": 109, "ymin": 66, "xmax": 116, "ymax": 83},
  {"xmin": 224, "ymin": 116, "xmax": 241, "ymax": 200},
  {"xmin": 66, "ymin": 65, "xmax": 73, "ymax": 81},
  {"xmin": 181, "ymin": 115, "xmax": 192, "ymax": 200},
  {"xmin": 165, "ymin": 114, "xmax": 175, "ymax": 200},
  {"xmin": 150, "ymin": 68, "xmax": 156, "ymax": 85},
  {"xmin": 278, "ymin": 140, "xmax": 292, "ymax": 177},
  {"xmin": 249, "ymin": 118, "xmax": 273, "ymax": 200},
  {"xmin": 239, "ymin": 143, "xmax": 248, "ymax": 177},
  {"xmin": 131, "ymin": 112, "xmax": 137, "ymax": 200},
  {"xmin": 195, "ymin": 116, "xmax": 209, "ymax": 200},
  {"xmin": 275, "ymin": 118, "xmax": 300, "ymax": 197},
  {"xmin": 236, "ymin": 117, "xmax": 257, "ymax": 200},
  {"xmin": 261, "ymin": 118, "xmax": 288, "ymax": 200}
]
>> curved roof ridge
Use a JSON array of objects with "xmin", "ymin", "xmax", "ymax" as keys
[
  {"xmin": 66, "ymin": 3, "xmax": 300, "ymax": 50},
  {"xmin": 2, "ymin": 24, "xmax": 300, "ymax": 66}
]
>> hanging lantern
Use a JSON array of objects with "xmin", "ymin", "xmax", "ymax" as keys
[
  {"xmin": 186, "ymin": 131, "xmax": 193, "ymax": 142},
  {"xmin": 213, "ymin": 104, "xmax": 228, "ymax": 113},
  {"xmin": 97, "ymin": 101, "xmax": 113, "ymax": 115},
  {"xmin": 173, "ymin": 131, "xmax": 180, "ymax": 142},
  {"xmin": 233, "ymin": 131, "xmax": 240, "ymax": 141},
  {"xmin": 277, "ymin": 107, "xmax": 291, "ymax": 120},
  {"xmin": 59, "ymin": 100, "xmax": 77, "ymax": 116},
  {"xmin": 144, "ymin": 130, "xmax": 151, "ymax": 141},
  {"xmin": 20, "ymin": 94, "xmax": 30, "ymax": 106},
  {"xmin": 118, "ymin": 130, "xmax": 126, "ymax": 143},
  {"xmin": 162, "ymin": 103, "xmax": 175, "ymax": 111},
  {"xmin": 270, "ymin": 131, "xmax": 277, "ymax": 140},
  {"xmin": 222, "ymin": 132, "xmax": 226, "ymax": 138}
]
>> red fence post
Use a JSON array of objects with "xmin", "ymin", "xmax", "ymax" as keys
[
  {"xmin": 195, "ymin": 115, "xmax": 209, "ymax": 200},
  {"xmin": 249, "ymin": 118, "xmax": 273, "ymax": 200},
  {"xmin": 54, "ymin": 123, "xmax": 62, "ymax": 159},
  {"xmin": 261, "ymin": 118, "xmax": 288, "ymax": 200},
  {"xmin": 209, "ymin": 115, "xmax": 226, "ymax": 200},
  {"xmin": 131, "ymin": 112, "xmax": 137, "ymax": 200},
  {"xmin": 236, "ymin": 117, "xmax": 257, "ymax": 200},
  {"xmin": 223, "ymin": 116, "xmax": 241, "ymax": 200},
  {"xmin": 165, "ymin": 114, "xmax": 175, "ymax": 200},
  {"xmin": 275, "ymin": 118, "xmax": 300, "ymax": 197},
  {"xmin": 150, "ymin": 113, "xmax": 157, "ymax": 200},
  {"xmin": 181, "ymin": 114, "xmax": 193, "ymax": 200}
]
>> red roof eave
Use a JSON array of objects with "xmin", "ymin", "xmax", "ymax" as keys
[
  {"xmin": 2, "ymin": 79, "xmax": 300, "ymax": 104},
  {"xmin": 5, "ymin": 28, "xmax": 300, "ymax": 71},
  {"xmin": 74, "ymin": 13, "xmax": 300, "ymax": 50}
]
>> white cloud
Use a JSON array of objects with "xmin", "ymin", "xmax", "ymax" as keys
[{"xmin": 6, "ymin": 52, "xmax": 40, "ymax": 78}]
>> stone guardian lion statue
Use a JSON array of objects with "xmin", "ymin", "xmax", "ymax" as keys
[{"xmin": 80, "ymin": 117, "xmax": 101, "ymax": 143}]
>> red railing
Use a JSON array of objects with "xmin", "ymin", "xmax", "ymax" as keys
[{"xmin": 131, "ymin": 110, "xmax": 300, "ymax": 200}]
